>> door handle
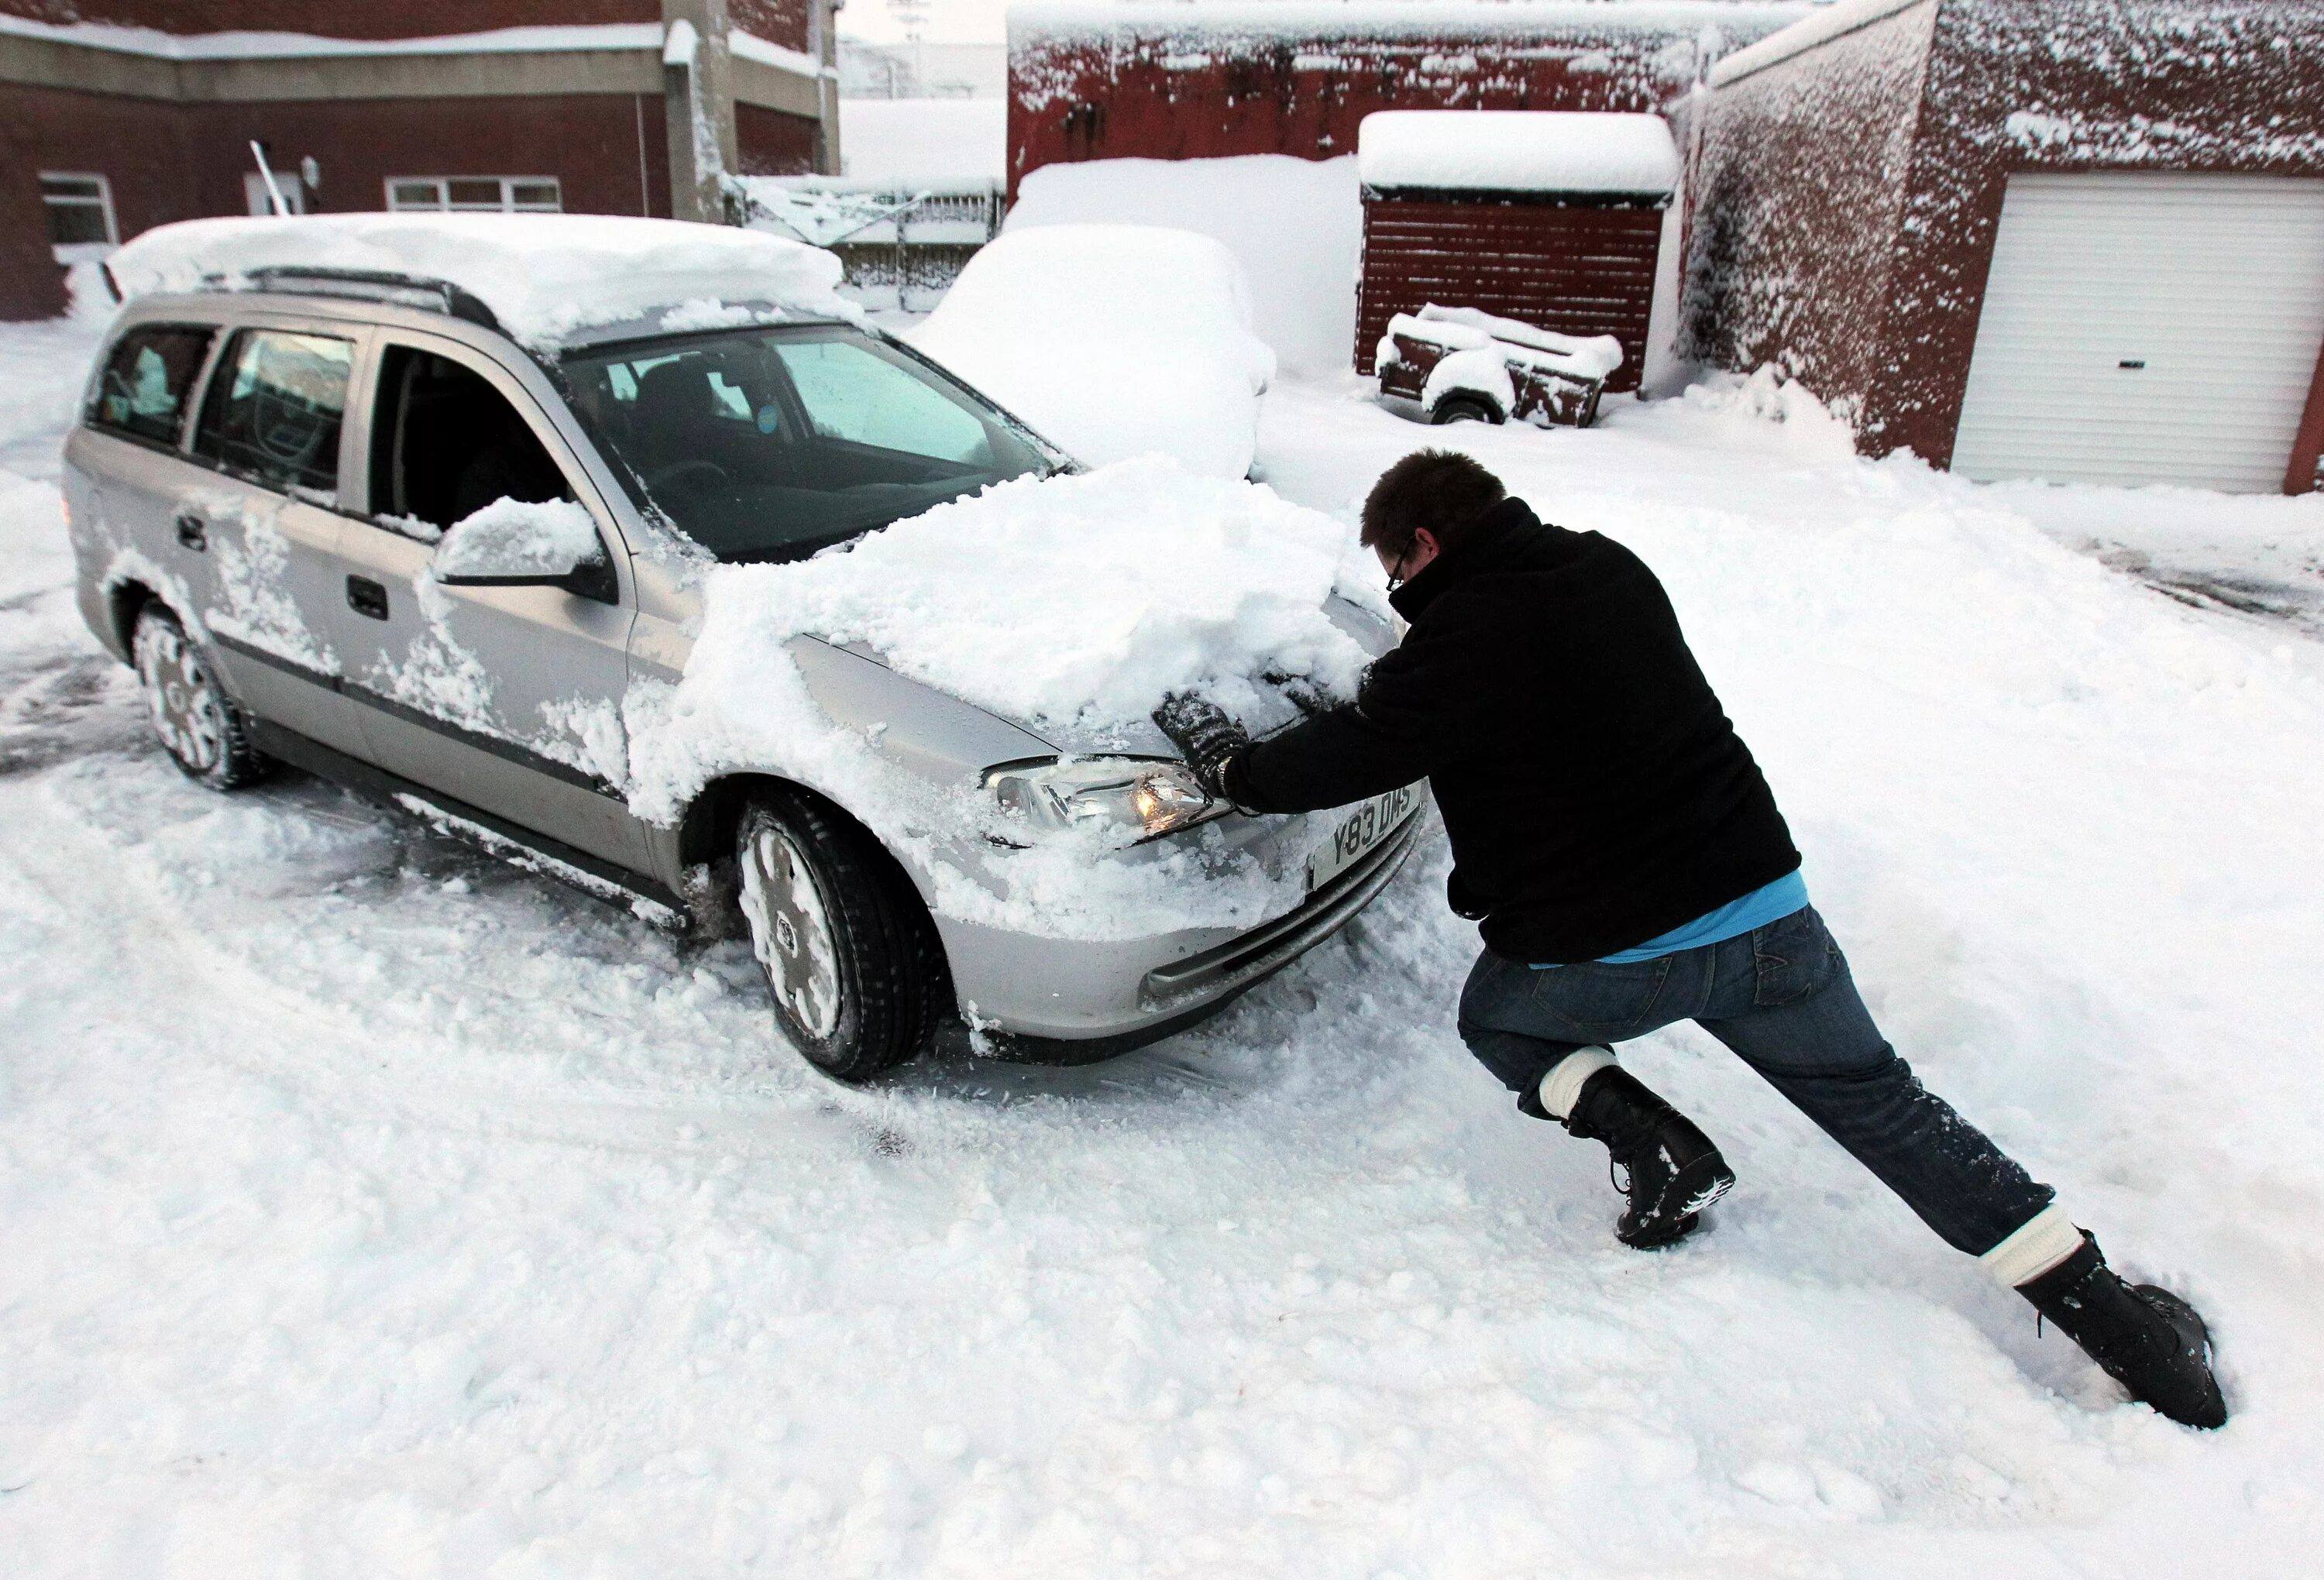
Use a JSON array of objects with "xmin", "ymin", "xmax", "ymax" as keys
[
  {"xmin": 174, "ymin": 513, "xmax": 206, "ymax": 552},
  {"xmin": 346, "ymin": 575, "xmax": 390, "ymax": 620}
]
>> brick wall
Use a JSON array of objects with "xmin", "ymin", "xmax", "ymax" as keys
[
  {"xmin": 0, "ymin": 84, "xmax": 672, "ymax": 318},
  {"xmin": 734, "ymin": 99, "xmax": 816, "ymax": 176},
  {"xmin": 729, "ymin": 0, "xmax": 811, "ymax": 55},
  {"xmin": 0, "ymin": 1, "xmax": 658, "ymax": 37},
  {"xmin": 1682, "ymin": 0, "xmax": 2324, "ymax": 467},
  {"xmin": 1006, "ymin": 8, "xmax": 1806, "ymax": 198},
  {"xmin": 1679, "ymin": 2, "xmax": 1939, "ymax": 445}
]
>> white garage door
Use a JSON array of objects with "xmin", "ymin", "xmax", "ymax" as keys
[{"xmin": 1951, "ymin": 173, "xmax": 2324, "ymax": 493}]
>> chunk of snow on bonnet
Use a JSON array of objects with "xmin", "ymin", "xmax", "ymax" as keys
[
  {"xmin": 690, "ymin": 455, "xmax": 1372, "ymax": 738},
  {"xmin": 1358, "ymin": 110, "xmax": 1679, "ymax": 194},
  {"xmin": 434, "ymin": 497, "xmax": 603, "ymax": 579},
  {"xmin": 104, "ymin": 214, "xmax": 856, "ymax": 351}
]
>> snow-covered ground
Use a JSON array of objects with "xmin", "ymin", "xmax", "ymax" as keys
[{"xmin": 3, "ymin": 300, "xmax": 2322, "ymax": 1576}]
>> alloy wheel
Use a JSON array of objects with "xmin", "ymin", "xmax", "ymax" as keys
[{"xmin": 738, "ymin": 824, "xmax": 843, "ymax": 1041}]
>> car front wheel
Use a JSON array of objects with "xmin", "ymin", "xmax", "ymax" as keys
[
  {"xmin": 734, "ymin": 788, "xmax": 948, "ymax": 1084},
  {"xmin": 132, "ymin": 603, "xmax": 272, "ymax": 789}
]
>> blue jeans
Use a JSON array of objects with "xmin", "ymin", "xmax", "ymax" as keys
[{"xmin": 1456, "ymin": 905, "xmax": 2053, "ymax": 1255}]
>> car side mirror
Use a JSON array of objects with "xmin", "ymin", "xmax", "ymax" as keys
[{"xmin": 431, "ymin": 497, "xmax": 617, "ymax": 603}]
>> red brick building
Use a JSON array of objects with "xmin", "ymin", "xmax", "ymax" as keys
[
  {"xmin": 0, "ymin": 0, "xmax": 841, "ymax": 318},
  {"xmin": 1004, "ymin": 0, "xmax": 1808, "ymax": 198},
  {"xmin": 1678, "ymin": 0, "xmax": 2324, "ymax": 493}
]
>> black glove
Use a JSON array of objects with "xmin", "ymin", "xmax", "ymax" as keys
[{"xmin": 1152, "ymin": 691, "xmax": 1253, "ymax": 806}]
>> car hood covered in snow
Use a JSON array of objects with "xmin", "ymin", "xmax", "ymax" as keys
[
  {"xmin": 638, "ymin": 455, "xmax": 1390, "ymax": 772},
  {"xmin": 908, "ymin": 225, "xmax": 1278, "ymax": 480}
]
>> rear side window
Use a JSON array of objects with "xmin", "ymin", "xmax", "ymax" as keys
[
  {"xmin": 194, "ymin": 328, "xmax": 356, "ymax": 499},
  {"xmin": 90, "ymin": 324, "xmax": 214, "ymax": 447}
]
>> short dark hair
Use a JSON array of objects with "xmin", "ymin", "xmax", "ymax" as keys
[{"xmin": 1360, "ymin": 450, "xmax": 1508, "ymax": 558}]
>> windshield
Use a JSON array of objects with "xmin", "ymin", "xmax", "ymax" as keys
[{"xmin": 562, "ymin": 324, "xmax": 1064, "ymax": 563}]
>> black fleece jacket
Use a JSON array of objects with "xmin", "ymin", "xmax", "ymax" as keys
[{"xmin": 1233, "ymin": 498, "xmax": 1800, "ymax": 963}]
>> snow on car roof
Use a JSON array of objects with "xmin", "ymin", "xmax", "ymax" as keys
[
  {"xmin": 1356, "ymin": 111, "xmax": 1679, "ymax": 195},
  {"xmin": 104, "ymin": 213, "xmax": 858, "ymax": 352}
]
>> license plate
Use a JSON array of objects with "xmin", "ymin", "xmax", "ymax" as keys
[{"xmin": 1308, "ymin": 785, "xmax": 1418, "ymax": 891}]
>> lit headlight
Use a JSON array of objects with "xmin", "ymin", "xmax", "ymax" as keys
[{"xmin": 986, "ymin": 757, "xmax": 1222, "ymax": 842}]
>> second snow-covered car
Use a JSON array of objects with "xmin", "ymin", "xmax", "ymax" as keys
[{"xmin": 67, "ymin": 214, "xmax": 1421, "ymax": 1082}]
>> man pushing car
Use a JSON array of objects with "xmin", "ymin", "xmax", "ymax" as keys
[{"xmin": 1153, "ymin": 450, "xmax": 2226, "ymax": 1429}]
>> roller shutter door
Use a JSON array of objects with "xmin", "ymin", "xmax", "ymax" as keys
[{"xmin": 1951, "ymin": 173, "xmax": 2324, "ymax": 492}]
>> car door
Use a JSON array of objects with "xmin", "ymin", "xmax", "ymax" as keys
[
  {"xmin": 182, "ymin": 318, "xmax": 373, "ymax": 760},
  {"xmin": 74, "ymin": 316, "xmax": 224, "ymax": 623},
  {"xmin": 330, "ymin": 331, "xmax": 650, "ymax": 871}
]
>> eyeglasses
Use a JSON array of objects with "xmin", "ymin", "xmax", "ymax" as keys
[{"xmin": 1385, "ymin": 544, "xmax": 1415, "ymax": 592}]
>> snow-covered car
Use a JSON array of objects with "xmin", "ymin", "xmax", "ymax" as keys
[
  {"xmin": 67, "ymin": 214, "xmax": 1418, "ymax": 1083},
  {"xmin": 909, "ymin": 224, "xmax": 1277, "ymax": 479},
  {"xmin": 1377, "ymin": 304, "xmax": 1624, "ymax": 428}
]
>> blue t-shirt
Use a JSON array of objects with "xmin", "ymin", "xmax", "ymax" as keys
[{"xmin": 1532, "ymin": 868, "xmax": 1808, "ymax": 969}]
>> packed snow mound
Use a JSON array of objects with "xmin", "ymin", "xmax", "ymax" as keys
[
  {"xmin": 1006, "ymin": 154, "xmax": 1362, "ymax": 377},
  {"xmin": 910, "ymin": 225, "xmax": 1277, "ymax": 478},
  {"xmin": 700, "ymin": 455, "xmax": 1370, "ymax": 737},
  {"xmin": 433, "ymin": 497, "xmax": 603, "ymax": 579},
  {"xmin": 104, "ymin": 213, "xmax": 856, "ymax": 350},
  {"xmin": 1358, "ymin": 110, "xmax": 1680, "ymax": 194}
]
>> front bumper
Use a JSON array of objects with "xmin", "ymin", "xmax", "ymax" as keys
[{"xmin": 932, "ymin": 805, "xmax": 1425, "ymax": 1056}]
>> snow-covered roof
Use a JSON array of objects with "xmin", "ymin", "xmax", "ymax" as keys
[
  {"xmin": 1357, "ymin": 111, "xmax": 1679, "ymax": 194},
  {"xmin": 104, "ymin": 214, "xmax": 856, "ymax": 352},
  {"xmin": 1707, "ymin": 0, "xmax": 1930, "ymax": 87},
  {"xmin": 0, "ymin": 13, "xmax": 830, "ymax": 76},
  {"xmin": 1012, "ymin": 1, "xmax": 1813, "ymax": 43}
]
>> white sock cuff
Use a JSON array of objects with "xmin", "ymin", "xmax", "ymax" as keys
[
  {"xmin": 1979, "ymin": 1203, "xmax": 2086, "ymax": 1287},
  {"xmin": 1538, "ymin": 1046, "xmax": 1619, "ymax": 1120}
]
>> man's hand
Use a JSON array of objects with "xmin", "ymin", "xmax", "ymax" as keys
[{"xmin": 1152, "ymin": 692, "xmax": 1253, "ymax": 805}]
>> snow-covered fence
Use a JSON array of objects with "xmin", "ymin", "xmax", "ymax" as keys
[{"xmin": 738, "ymin": 176, "xmax": 1005, "ymax": 309}]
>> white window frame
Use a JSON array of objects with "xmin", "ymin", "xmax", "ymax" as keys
[
  {"xmin": 40, "ymin": 171, "xmax": 118, "ymax": 263},
  {"xmin": 383, "ymin": 177, "xmax": 562, "ymax": 214}
]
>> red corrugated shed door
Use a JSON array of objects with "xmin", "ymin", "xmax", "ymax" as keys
[{"xmin": 1356, "ymin": 197, "xmax": 1663, "ymax": 393}]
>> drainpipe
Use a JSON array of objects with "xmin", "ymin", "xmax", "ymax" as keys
[
  {"xmin": 662, "ymin": 0, "xmax": 739, "ymax": 224},
  {"xmin": 817, "ymin": 0, "xmax": 844, "ymax": 177}
]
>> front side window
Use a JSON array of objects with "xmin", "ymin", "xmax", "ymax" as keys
[
  {"xmin": 386, "ymin": 177, "xmax": 562, "ymax": 214},
  {"xmin": 561, "ymin": 325, "xmax": 1061, "ymax": 563},
  {"xmin": 41, "ymin": 172, "xmax": 116, "ymax": 263},
  {"xmin": 90, "ymin": 324, "xmax": 214, "ymax": 447},
  {"xmin": 194, "ymin": 329, "xmax": 355, "ymax": 499},
  {"xmin": 369, "ymin": 345, "xmax": 577, "ymax": 531}
]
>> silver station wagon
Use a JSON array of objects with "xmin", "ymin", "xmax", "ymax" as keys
[{"xmin": 65, "ymin": 217, "xmax": 1423, "ymax": 1081}]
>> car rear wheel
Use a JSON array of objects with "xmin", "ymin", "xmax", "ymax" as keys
[
  {"xmin": 1431, "ymin": 395, "xmax": 1503, "ymax": 426},
  {"xmin": 734, "ymin": 788, "xmax": 948, "ymax": 1084},
  {"xmin": 132, "ymin": 604, "xmax": 272, "ymax": 790}
]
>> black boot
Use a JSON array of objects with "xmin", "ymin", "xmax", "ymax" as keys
[
  {"xmin": 1562, "ymin": 1067, "xmax": 1737, "ymax": 1250},
  {"xmin": 2018, "ymin": 1234, "xmax": 2227, "ymax": 1429}
]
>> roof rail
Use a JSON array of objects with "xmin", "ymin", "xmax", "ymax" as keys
[{"xmin": 236, "ymin": 266, "xmax": 504, "ymax": 335}]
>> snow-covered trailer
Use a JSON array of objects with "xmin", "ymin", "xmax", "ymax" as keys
[
  {"xmin": 1375, "ymin": 303, "xmax": 1622, "ymax": 428},
  {"xmin": 1354, "ymin": 111, "xmax": 1679, "ymax": 394}
]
